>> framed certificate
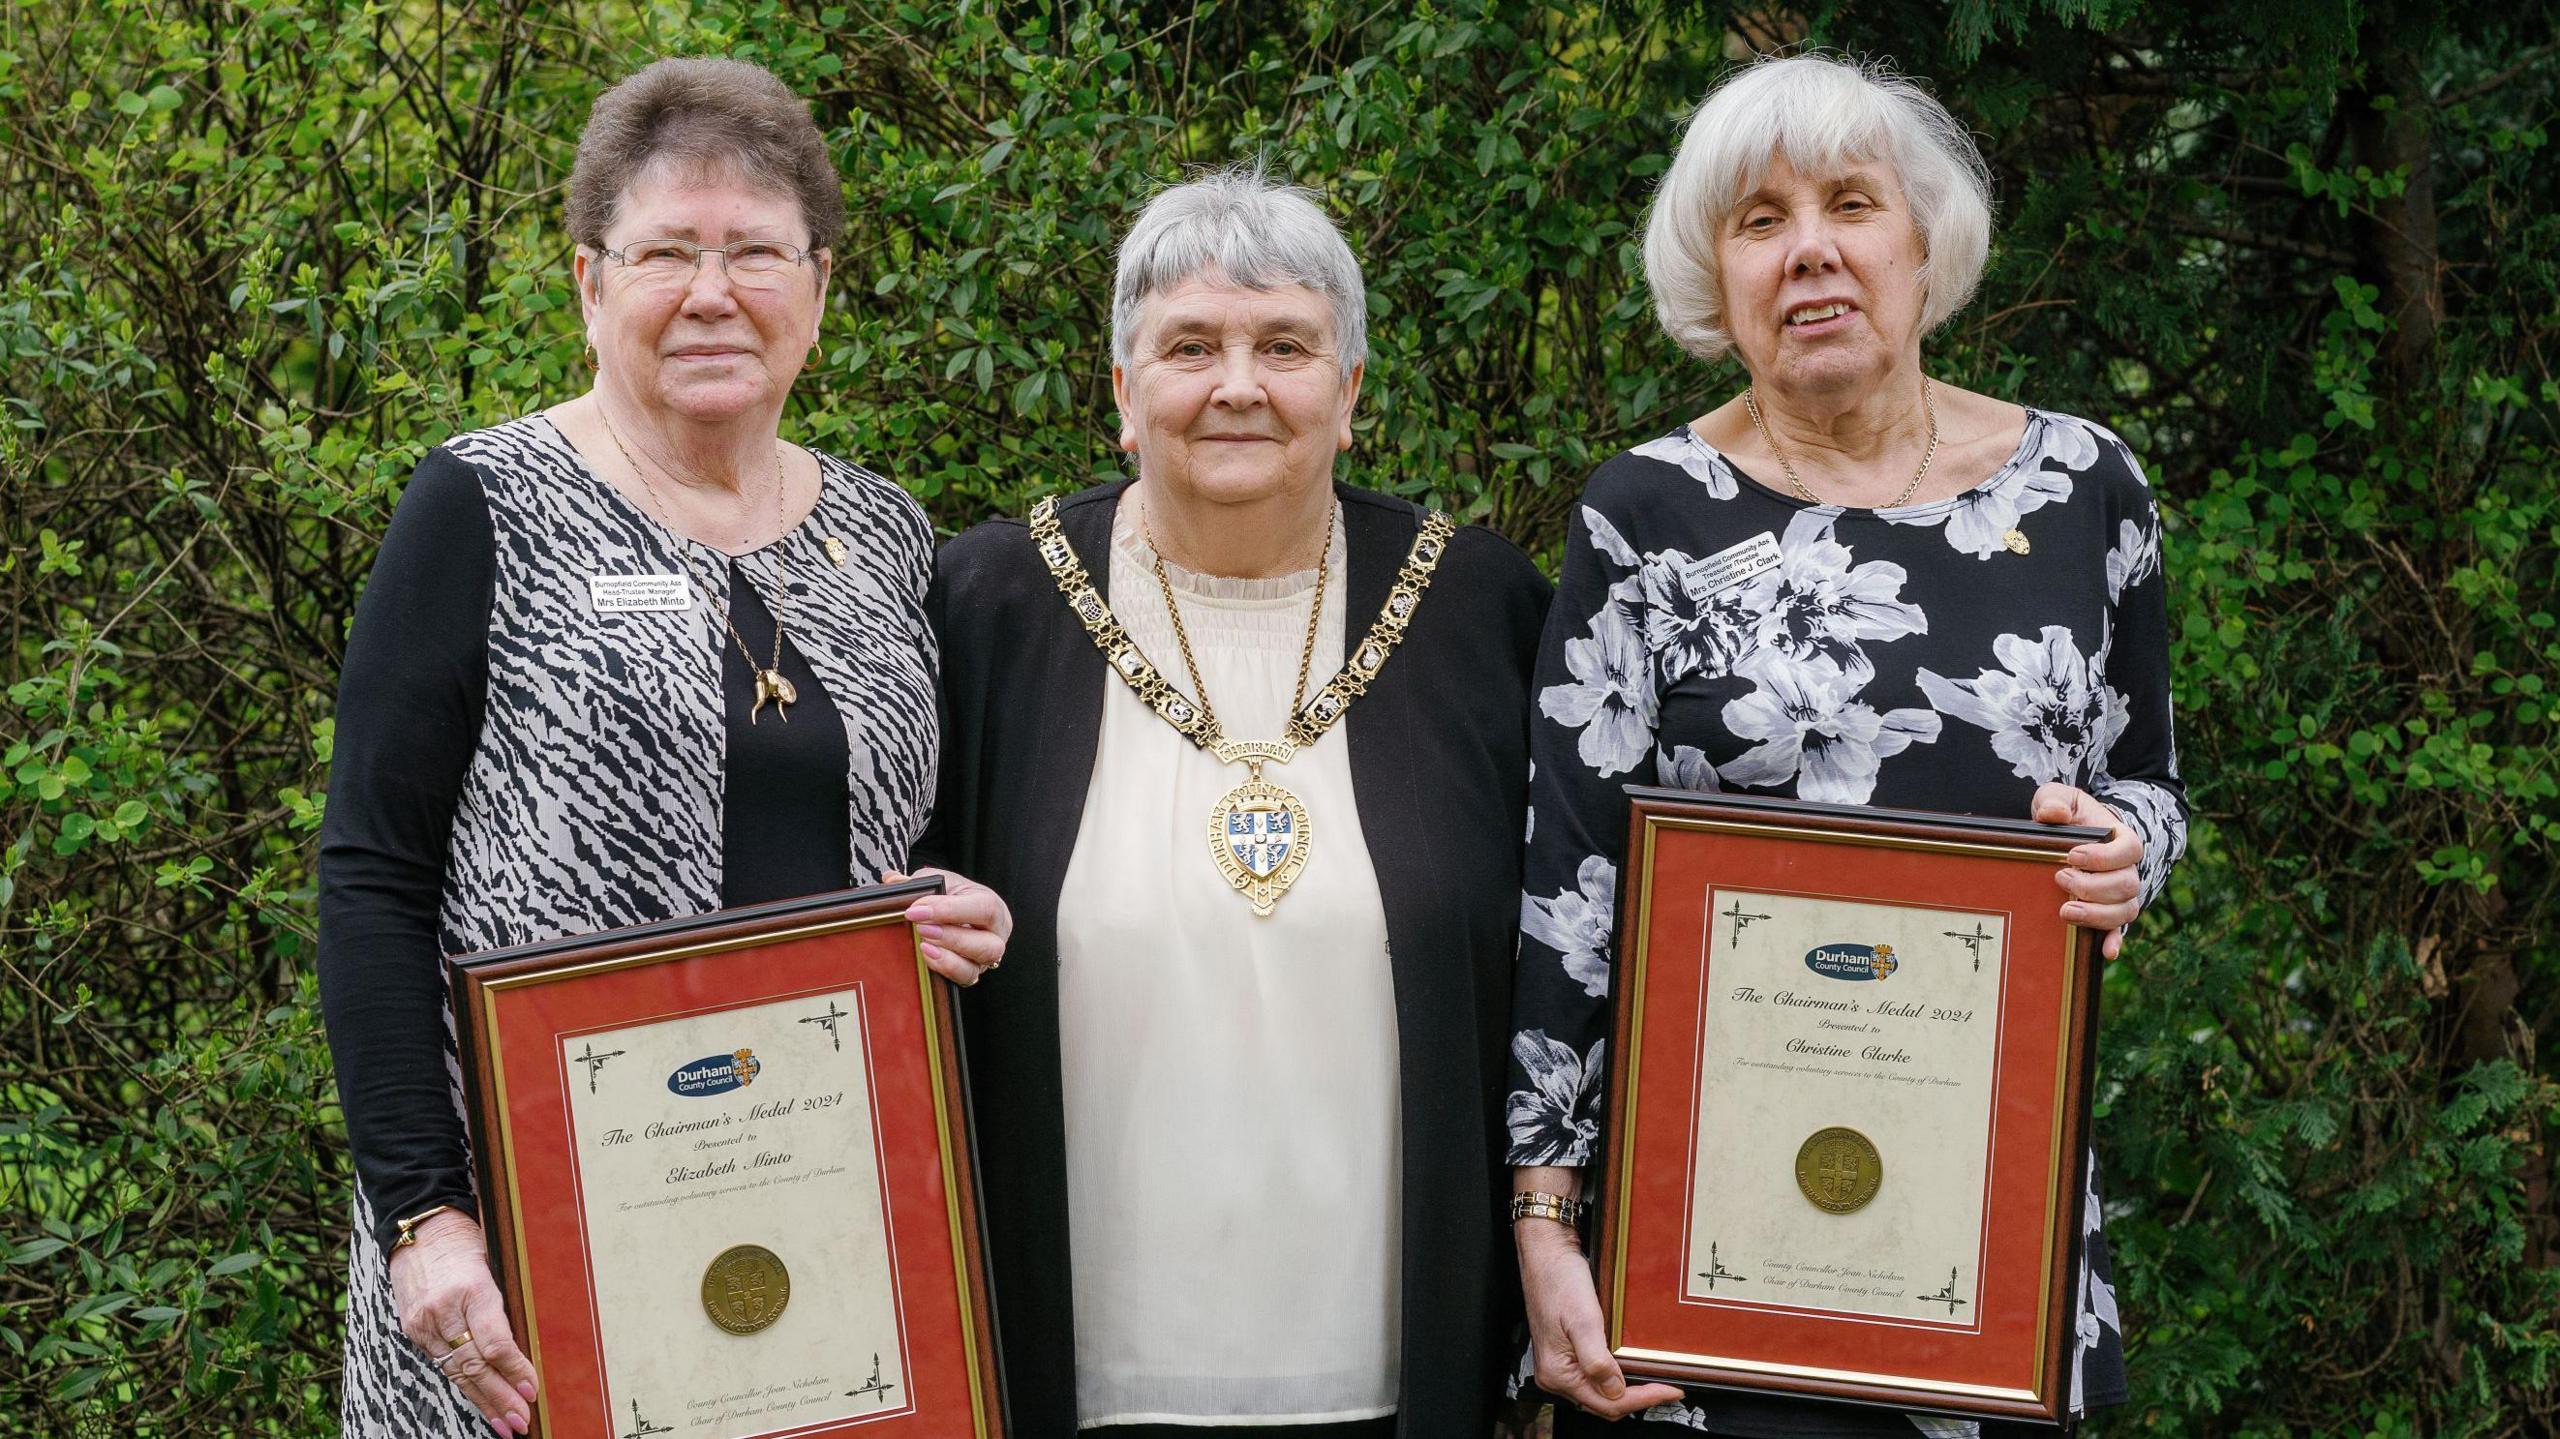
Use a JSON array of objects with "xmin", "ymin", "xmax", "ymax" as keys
[
  {"xmin": 1597, "ymin": 789, "xmax": 2109, "ymax": 1424},
  {"xmin": 449, "ymin": 880, "xmax": 1002, "ymax": 1439}
]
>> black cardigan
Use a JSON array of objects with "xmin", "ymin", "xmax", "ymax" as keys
[{"xmin": 917, "ymin": 480, "xmax": 1550, "ymax": 1436}]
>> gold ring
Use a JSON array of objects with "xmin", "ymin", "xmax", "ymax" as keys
[{"xmin": 445, "ymin": 1330, "xmax": 473, "ymax": 1348}]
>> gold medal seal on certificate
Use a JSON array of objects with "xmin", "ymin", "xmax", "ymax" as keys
[
  {"xmin": 702, "ymin": 1243, "xmax": 792, "ymax": 1335},
  {"xmin": 1793, "ymin": 1127, "xmax": 1884, "ymax": 1214}
]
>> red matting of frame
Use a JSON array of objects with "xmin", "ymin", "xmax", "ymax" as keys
[
  {"xmin": 451, "ymin": 882, "xmax": 1001, "ymax": 1439},
  {"xmin": 1597, "ymin": 791, "xmax": 2103, "ymax": 1424}
]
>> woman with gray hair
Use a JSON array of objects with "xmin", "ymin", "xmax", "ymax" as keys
[
  {"xmin": 316, "ymin": 58, "xmax": 1010, "ymax": 1437},
  {"xmin": 918, "ymin": 164, "xmax": 1549, "ymax": 1436},
  {"xmin": 1507, "ymin": 53, "xmax": 2182, "ymax": 1436}
]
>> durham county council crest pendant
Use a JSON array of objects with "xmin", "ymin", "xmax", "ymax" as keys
[
  {"xmin": 1026, "ymin": 495, "xmax": 1455, "ymax": 918},
  {"xmin": 1209, "ymin": 762, "xmax": 1311, "ymax": 916}
]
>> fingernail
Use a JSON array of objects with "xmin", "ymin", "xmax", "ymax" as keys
[
  {"xmin": 518, "ymin": 1380, "xmax": 537, "ymax": 1401},
  {"xmin": 917, "ymin": 923, "xmax": 947, "ymax": 940}
]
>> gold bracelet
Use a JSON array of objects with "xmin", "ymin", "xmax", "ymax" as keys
[
  {"xmin": 391, "ymin": 1204, "xmax": 465, "ymax": 1251},
  {"xmin": 1509, "ymin": 1190, "xmax": 1587, "ymax": 1225}
]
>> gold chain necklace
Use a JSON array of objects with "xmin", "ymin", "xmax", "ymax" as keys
[
  {"xmin": 1144, "ymin": 500, "xmax": 1334, "ymax": 755},
  {"xmin": 598, "ymin": 406, "xmax": 801, "ymax": 723},
  {"xmin": 1142, "ymin": 503, "xmax": 1333, "ymax": 916},
  {"xmin": 1744, "ymin": 377, "xmax": 1940, "ymax": 509},
  {"xmin": 1029, "ymin": 493, "xmax": 1455, "ymax": 915}
]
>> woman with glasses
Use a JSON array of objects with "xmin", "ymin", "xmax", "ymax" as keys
[{"xmin": 314, "ymin": 58, "xmax": 1009, "ymax": 1438}]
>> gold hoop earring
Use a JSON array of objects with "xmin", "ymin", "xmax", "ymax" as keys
[
  {"xmin": 583, "ymin": 340, "xmax": 598, "ymax": 370},
  {"xmin": 809, "ymin": 339, "xmax": 824, "ymax": 364}
]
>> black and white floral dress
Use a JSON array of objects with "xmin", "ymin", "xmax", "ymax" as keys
[{"xmin": 1507, "ymin": 408, "xmax": 2185, "ymax": 1434}]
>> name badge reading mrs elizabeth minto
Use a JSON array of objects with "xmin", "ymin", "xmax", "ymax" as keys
[{"xmin": 589, "ymin": 573, "xmax": 692, "ymax": 613}]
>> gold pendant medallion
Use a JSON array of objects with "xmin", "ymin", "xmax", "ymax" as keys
[
  {"xmin": 1208, "ymin": 765, "xmax": 1312, "ymax": 917},
  {"xmin": 1027, "ymin": 497, "xmax": 1454, "ymax": 918},
  {"xmin": 2001, "ymin": 527, "xmax": 2032, "ymax": 555}
]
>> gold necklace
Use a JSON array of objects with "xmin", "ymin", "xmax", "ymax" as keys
[
  {"xmin": 1146, "ymin": 503, "xmax": 1332, "ymax": 916},
  {"xmin": 1028, "ymin": 493, "xmax": 1456, "ymax": 916},
  {"xmin": 1744, "ymin": 377, "xmax": 1940, "ymax": 509},
  {"xmin": 597, "ymin": 405, "xmax": 801, "ymax": 723}
]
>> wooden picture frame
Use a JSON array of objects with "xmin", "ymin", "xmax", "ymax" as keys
[
  {"xmin": 1597, "ymin": 789, "xmax": 2108, "ymax": 1424},
  {"xmin": 449, "ymin": 879, "xmax": 1003, "ymax": 1439}
]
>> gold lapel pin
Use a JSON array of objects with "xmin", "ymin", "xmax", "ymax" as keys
[{"xmin": 823, "ymin": 536, "xmax": 849, "ymax": 566}]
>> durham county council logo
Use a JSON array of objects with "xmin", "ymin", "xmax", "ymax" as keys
[
  {"xmin": 667, "ymin": 1048, "xmax": 762, "ymax": 1097},
  {"xmin": 1805, "ymin": 942, "xmax": 1899, "ymax": 982}
]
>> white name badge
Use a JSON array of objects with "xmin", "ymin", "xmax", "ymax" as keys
[
  {"xmin": 1681, "ymin": 531, "xmax": 1782, "ymax": 602},
  {"xmin": 588, "ymin": 573, "xmax": 692, "ymax": 613}
]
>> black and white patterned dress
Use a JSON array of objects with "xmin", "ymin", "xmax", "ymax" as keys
[
  {"xmin": 1508, "ymin": 408, "xmax": 2185, "ymax": 1435},
  {"xmin": 316, "ymin": 415, "xmax": 938, "ymax": 1438}
]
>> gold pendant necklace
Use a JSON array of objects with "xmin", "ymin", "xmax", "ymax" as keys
[
  {"xmin": 1144, "ymin": 505, "xmax": 1332, "ymax": 917},
  {"xmin": 1028, "ymin": 493, "xmax": 1456, "ymax": 916},
  {"xmin": 1200, "ymin": 743, "xmax": 1313, "ymax": 915},
  {"xmin": 598, "ymin": 405, "xmax": 800, "ymax": 723}
]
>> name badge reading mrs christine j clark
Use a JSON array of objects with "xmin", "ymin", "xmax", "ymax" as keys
[{"xmin": 1680, "ymin": 531, "xmax": 1783, "ymax": 603}]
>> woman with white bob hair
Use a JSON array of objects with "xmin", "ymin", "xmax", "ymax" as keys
[
  {"xmin": 1507, "ymin": 53, "xmax": 2183, "ymax": 1436},
  {"xmin": 921, "ymin": 165, "xmax": 1549, "ymax": 1436}
]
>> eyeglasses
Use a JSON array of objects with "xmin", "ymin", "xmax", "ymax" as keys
[{"xmin": 597, "ymin": 238, "xmax": 817, "ymax": 291}]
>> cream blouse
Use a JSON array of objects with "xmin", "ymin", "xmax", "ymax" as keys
[{"xmin": 1054, "ymin": 501, "xmax": 1402, "ymax": 1428}]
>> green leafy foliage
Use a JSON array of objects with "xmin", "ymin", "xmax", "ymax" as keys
[{"xmin": 2, "ymin": 1, "xmax": 2552, "ymax": 1433}]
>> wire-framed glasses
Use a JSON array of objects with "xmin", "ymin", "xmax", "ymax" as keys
[{"xmin": 597, "ymin": 238, "xmax": 816, "ymax": 291}]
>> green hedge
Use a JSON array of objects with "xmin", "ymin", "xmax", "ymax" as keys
[{"xmin": 3, "ymin": 2, "xmax": 2554, "ymax": 1432}]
